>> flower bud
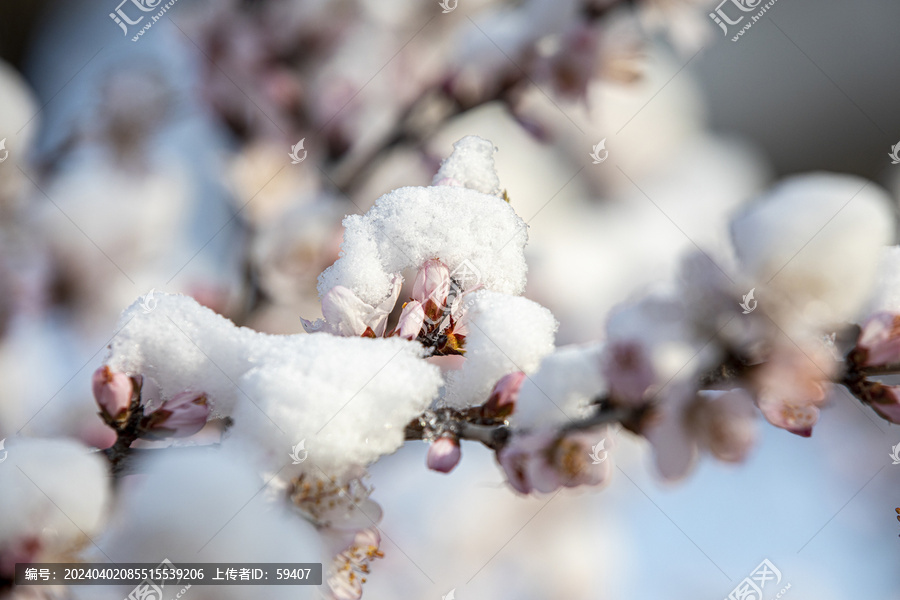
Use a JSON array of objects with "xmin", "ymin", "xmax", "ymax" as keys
[
  {"xmin": 144, "ymin": 392, "xmax": 210, "ymax": 438},
  {"xmin": 852, "ymin": 312, "xmax": 900, "ymax": 367},
  {"xmin": 858, "ymin": 381, "xmax": 900, "ymax": 424},
  {"xmin": 396, "ymin": 301, "xmax": 425, "ymax": 340},
  {"xmin": 92, "ymin": 366, "xmax": 133, "ymax": 421},
  {"xmin": 426, "ymin": 436, "xmax": 461, "ymax": 473},
  {"xmin": 483, "ymin": 371, "xmax": 525, "ymax": 419},
  {"xmin": 412, "ymin": 259, "xmax": 450, "ymax": 308}
]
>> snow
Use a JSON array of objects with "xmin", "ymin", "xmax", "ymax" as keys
[
  {"xmin": 317, "ymin": 159, "xmax": 528, "ymax": 306},
  {"xmin": 508, "ymin": 342, "xmax": 606, "ymax": 428},
  {"xmin": 730, "ymin": 173, "xmax": 894, "ymax": 326},
  {"xmin": 443, "ymin": 290, "xmax": 557, "ymax": 408},
  {"xmin": 0, "ymin": 437, "xmax": 110, "ymax": 551},
  {"xmin": 106, "ymin": 293, "xmax": 442, "ymax": 474},
  {"xmin": 431, "ymin": 135, "xmax": 502, "ymax": 196},
  {"xmin": 229, "ymin": 333, "xmax": 443, "ymax": 475},
  {"xmin": 862, "ymin": 245, "xmax": 900, "ymax": 317}
]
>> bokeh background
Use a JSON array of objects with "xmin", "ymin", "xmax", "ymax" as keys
[{"xmin": 1, "ymin": 0, "xmax": 899, "ymax": 598}]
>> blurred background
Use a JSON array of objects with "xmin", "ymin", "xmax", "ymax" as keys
[{"xmin": 0, "ymin": 0, "xmax": 898, "ymax": 598}]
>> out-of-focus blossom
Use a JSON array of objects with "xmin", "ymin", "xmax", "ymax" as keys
[
  {"xmin": 851, "ymin": 312, "xmax": 900, "ymax": 368},
  {"xmin": 497, "ymin": 428, "xmax": 612, "ymax": 494},
  {"xmin": 534, "ymin": 23, "xmax": 601, "ymax": 102},
  {"xmin": 693, "ymin": 390, "xmax": 758, "ymax": 463},
  {"xmin": 426, "ymin": 437, "xmax": 461, "ymax": 473},
  {"xmin": 92, "ymin": 366, "xmax": 133, "ymax": 421},
  {"xmin": 143, "ymin": 391, "xmax": 211, "ymax": 438},
  {"xmin": 325, "ymin": 527, "xmax": 383, "ymax": 600},
  {"xmin": 751, "ymin": 342, "xmax": 834, "ymax": 437},
  {"xmin": 646, "ymin": 386, "xmax": 757, "ymax": 480},
  {"xmin": 602, "ymin": 341, "xmax": 655, "ymax": 406},
  {"xmin": 0, "ymin": 438, "xmax": 110, "ymax": 577},
  {"xmin": 853, "ymin": 381, "xmax": 900, "ymax": 424}
]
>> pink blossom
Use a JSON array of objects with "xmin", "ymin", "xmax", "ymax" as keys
[
  {"xmin": 497, "ymin": 429, "xmax": 612, "ymax": 494},
  {"xmin": 694, "ymin": 390, "xmax": 757, "ymax": 463},
  {"xmin": 857, "ymin": 381, "xmax": 900, "ymax": 424},
  {"xmin": 412, "ymin": 259, "xmax": 450, "ymax": 308},
  {"xmin": 483, "ymin": 371, "xmax": 525, "ymax": 418},
  {"xmin": 602, "ymin": 341, "xmax": 655, "ymax": 406},
  {"xmin": 303, "ymin": 276, "xmax": 402, "ymax": 337},
  {"xmin": 426, "ymin": 437, "xmax": 461, "ymax": 473},
  {"xmin": 396, "ymin": 301, "xmax": 425, "ymax": 340},
  {"xmin": 92, "ymin": 366, "xmax": 133, "ymax": 421},
  {"xmin": 852, "ymin": 312, "xmax": 900, "ymax": 367},
  {"xmin": 144, "ymin": 392, "xmax": 210, "ymax": 438},
  {"xmin": 325, "ymin": 527, "xmax": 383, "ymax": 600},
  {"xmin": 752, "ymin": 343, "xmax": 833, "ymax": 437},
  {"xmin": 646, "ymin": 386, "xmax": 757, "ymax": 480}
]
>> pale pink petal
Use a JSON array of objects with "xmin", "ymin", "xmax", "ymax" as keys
[
  {"xmin": 396, "ymin": 301, "xmax": 425, "ymax": 340},
  {"xmin": 602, "ymin": 341, "xmax": 655, "ymax": 406},
  {"xmin": 145, "ymin": 392, "xmax": 210, "ymax": 438},
  {"xmin": 645, "ymin": 386, "xmax": 699, "ymax": 480},
  {"xmin": 322, "ymin": 286, "xmax": 373, "ymax": 336},
  {"xmin": 854, "ymin": 312, "xmax": 900, "ymax": 367},
  {"xmin": 412, "ymin": 259, "xmax": 450, "ymax": 307},
  {"xmin": 695, "ymin": 390, "xmax": 757, "ymax": 463}
]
